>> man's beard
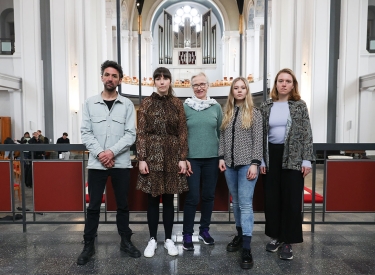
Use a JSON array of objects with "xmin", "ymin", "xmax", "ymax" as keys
[{"xmin": 104, "ymin": 83, "xmax": 117, "ymax": 92}]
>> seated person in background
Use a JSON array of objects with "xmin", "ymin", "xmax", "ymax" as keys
[
  {"xmin": 17, "ymin": 132, "xmax": 31, "ymax": 144},
  {"xmin": 4, "ymin": 137, "xmax": 15, "ymax": 159},
  {"xmin": 29, "ymin": 132, "xmax": 44, "ymax": 159},
  {"xmin": 56, "ymin": 132, "xmax": 70, "ymax": 160},
  {"xmin": 17, "ymin": 132, "xmax": 31, "ymax": 160},
  {"xmin": 37, "ymin": 130, "xmax": 44, "ymax": 142}
]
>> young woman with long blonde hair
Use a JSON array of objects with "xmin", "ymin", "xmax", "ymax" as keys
[{"xmin": 218, "ymin": 77, "xmax": 263, "ymax": 269}]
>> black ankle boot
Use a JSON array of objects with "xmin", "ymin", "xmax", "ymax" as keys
[
  {"xmin": 120, "ymin": 234, "xmax": 141, "ymax": 258},
  {"xmin": 241, "ymin": 248, "xmax": 254, "ymax": 269},
  {"xmin": 226, "ymin": 235, "xmax": 243, "ymax": 252},
  {"xmin": 77, "ymin": 238, "xmax": 95, "ymax": 265}
]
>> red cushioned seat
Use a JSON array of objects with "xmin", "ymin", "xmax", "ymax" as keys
[
  {"xmin": 303, "ymin": 186, "xmax": 323, "ymax": 203},
  {"xmin": 85, "ymin": 183, "xmax": 106, "ymax": 203}
]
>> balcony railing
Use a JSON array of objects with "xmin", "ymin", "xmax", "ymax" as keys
[{"xmin": 1, "ymin": 143, "xmax": 375, "ymax": 233}]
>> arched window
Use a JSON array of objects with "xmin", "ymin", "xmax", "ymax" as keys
[
  {"xmin": 367, "ymin": 5, "xmax": 375, "ymax": 53},
  {"xmin": 0, "ymin": 7, "xmax": 14, "ymax": 55}
]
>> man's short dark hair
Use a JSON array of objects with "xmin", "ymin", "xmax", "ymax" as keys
[
  {"xmin": 63, "ymin": 132, "xmax": 68, "ymax": 136},
  {"xmin": 101, "ymin": 60, "xmax": 123, "ymax": 79}
]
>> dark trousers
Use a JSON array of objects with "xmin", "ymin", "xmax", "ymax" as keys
[
  {"xmin": 183, "ymin": 157, "xmax": 219, "ymax": 234},
  {"xmin": 264, "ymin": 143, "xmax": 304, "ymax": 244},
  {"xmin": 147, "ymin": 194, "xmax": 174, "ymax": 240},
  {"xmin": 84, "ymin": 168, "xmax": 132, "ymax": 240}
]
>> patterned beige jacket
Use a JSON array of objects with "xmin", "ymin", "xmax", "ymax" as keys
[{"xmin": 259, "ymin": 99, "xmax": 315, "ymax": 171}]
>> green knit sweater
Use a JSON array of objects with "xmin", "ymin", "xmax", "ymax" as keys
[{"xmin": 183, "ymin": 103, "xmax": 223, "ymax": 158}]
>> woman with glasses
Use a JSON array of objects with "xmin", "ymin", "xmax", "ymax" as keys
[
  {"xmin": 260, "ymin": 68, "xmax": 314, "ymax": 260},
  {"xmin": 136, "ymin": 67, "xmax": 188, "ymax": 258},
  {"xmin": 218, "ymin": 77, "xmax": 263, "ymax": 269},
  {"xmin": 182, "ymin": 72, "xmax": 223, "ymax": 251}
]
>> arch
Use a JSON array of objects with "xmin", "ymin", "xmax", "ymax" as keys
[
  {"xmin": 121, "ymin": 1, "xmax": 129, "ymax": 30},
  {"xmin": 144, "ymin": 0, "xmax": 229, "ymax": 37},
  {"xmin": 245, "ymin": 0, "xmax": 255, "ymax": 30},
  {"xmin": 0, "ymin": 8, "xmax": 14, "ymax": 39}
]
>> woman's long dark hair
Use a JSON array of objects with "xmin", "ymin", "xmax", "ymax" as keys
[{"xmin": 153, "ymin": 67, "xmax": 174, "ymax": 96}]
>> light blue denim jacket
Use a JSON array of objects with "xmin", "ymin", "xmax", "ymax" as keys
[{"xmin": 81, "ymin": 93, "xmax": 136, "ymax": 169}]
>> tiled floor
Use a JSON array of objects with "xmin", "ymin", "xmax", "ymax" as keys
[
  {"xmin": 1, "ymin": 164, "xmax": 375, "ymax": 274},
  {"xmin": 1, "ymin": 222, "xmax": 375, "ymax": 274}
]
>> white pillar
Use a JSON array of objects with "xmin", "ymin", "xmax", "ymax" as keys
[
  {"xmin": 245, "ymin": 29, "xmax": 254, "ymax": 78},
  {"xmin": 143, "ymin": 31, "xmax": 153, "ymax": 79},
  {"xmin": 271, "ymin": 0, "xmax": 296, "ymax": 71},
  {"xmin": 253, "ymin": 18, "xmax": 263, "ymax": 81},
  {"xmin": 336, "ymin": 0, "xmax": 363, "ymax": 142},
  {"xmin": 14, "ymin": 0, "xmax": 43, "ymax": 133},
  {"xmin": 105, "ymin": 7, "xmax": 114, "ymax": 61},
  {"xmin": 121, "ymin": 30, "xmax": 130, "ymax": 76},
  {"xmin": 131, "ymin": 31, "xmax": 138, "ymax": 79},
  {"xmin": 222, "ymin": 35, "xmax": 230, "ymax": 77},
  {"xmin": 8, "ymin": 89, "xmax": 22, "ymax": 138},
  {"xmin": 50, "ymin": 0, "xmax": 68, "ymax": 140},
  {"xmin": 306, "ymin": 0, "xmax": 330, "ymax": 143}
]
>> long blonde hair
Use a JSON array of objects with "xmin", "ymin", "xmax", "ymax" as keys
[{"xmin": 221, "ymin": 77, "xmax": 254, "ymax": 130}]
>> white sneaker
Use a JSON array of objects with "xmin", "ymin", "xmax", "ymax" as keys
[
  {"xmin": 164, "ymin": 239, "xmax": 178, "ymax": 256},
  {"xmin": 144, "ymin": 237, "xmax": 157, "ymax": 258}
]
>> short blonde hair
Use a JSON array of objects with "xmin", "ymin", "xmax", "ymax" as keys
[{"xmin": 191, "ymin": 72, "xmax": 209, "ymax": 85}]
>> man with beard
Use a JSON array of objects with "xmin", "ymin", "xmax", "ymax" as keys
[{"xmin": 77, "ymin": 60, "xmax": 141, "ymax": 265}]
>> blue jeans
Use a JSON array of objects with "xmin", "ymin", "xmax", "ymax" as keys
[
  {"xmin": 183, "ymin": 157, "xmax": 219, "ymax": 234},
  {"xmin": 224, "ymin": 165, "xmax": 258, "ymax": 237}
]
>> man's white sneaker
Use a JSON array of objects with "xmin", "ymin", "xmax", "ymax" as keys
[
  {"xmin": 164, "ymin": 239, "xmax": 178, "ymax": 256},
  {"xmin": 144, "ymin": 237, "xmax": 157, "ymax": 258}
]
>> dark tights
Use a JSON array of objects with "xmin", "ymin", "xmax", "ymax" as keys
[{"xmin": 147, "ymin": 194, "xmax": 174, "ymax": 241}]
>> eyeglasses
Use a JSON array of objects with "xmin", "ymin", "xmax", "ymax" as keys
[{"xmin": 192, "ymin": 83, "xmax": 207, "ymax": 89}]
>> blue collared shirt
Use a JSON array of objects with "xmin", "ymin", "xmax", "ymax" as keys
[{"xmin": 81, "ymin": 93, "xmax": 136, "ymax": 169}]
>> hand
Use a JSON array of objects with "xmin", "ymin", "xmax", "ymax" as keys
[
  {"xmin": 98, "ymin": 149, "xmax": 115, "ymax": 168},
  {"xmin": 247, "ymin": 164, "xmax": 258, "ymax": 180},
  {"xmin": 104, "ymin": 159, "xmax": 115, "ymax": 168},
  {"xmin": 186, "ymin": 160, "xmax": 193, "ymax": 176},
  {"xmin": 178, "ymin": 161, "xmax": 187, "ymax": 174},
  {"xmin": 139, "ymin": 161, "xmax": 149, "ymax": 174},
  {"xmin": 301, "ymin": 166, "xmax": 311, "ymax": 178},
  {"xmin": 260, "ymin": 166, "xmax": 267, "ymax": 174},
  {"xmin": 219, "ymin": 159, "xmax": 226, "ymax": 172}
]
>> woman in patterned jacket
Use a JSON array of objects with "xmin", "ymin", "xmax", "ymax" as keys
[
  {"xmin": 259, "ymin": 68, "xmax": 315, "ymax": 261},
  {"xmin": 136, "ymin": 67, "xmax": 188, "ymax": 258},
  {"xmin": 218, "ymin": 77, "xmax": 263, "ymax": 269}
]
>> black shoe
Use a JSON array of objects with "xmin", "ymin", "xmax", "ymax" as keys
[
  {"xmin": 77, "ymin": 239, "xmax": 95, "ymax": 265},
  {"xmin": 279, "ymin": 243, "xmax": 293, "ymax": 260},
  {"xmin": 226, "ymin": 235, "xmax": 243, "ymax": 252},
  {"xmin": 266, "ymin": 239, "xmax": 284, "ymax": 252},
  {"xmin": 198, "ymin": 229, "xmax": 215, "ymax": 245},
  {"xmin": 182, "ymin": 233, "xmax": 194, "ymax": 251},
  {"xmin": 120, "ymin": 234, "xmax": 141, "ymax": 258},
  {"xmin": 240, "ymin": 248, "xmax": 254, "ymax": 269}
]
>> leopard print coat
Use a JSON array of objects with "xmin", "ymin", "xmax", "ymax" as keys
[{"xmin": 136, "ymin": 92, "xmax": 188, "ymax": 196}]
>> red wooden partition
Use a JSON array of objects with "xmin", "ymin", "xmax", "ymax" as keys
[
  {"xmin": 0, "ymin": 162, "xmax": 11, "ymax": 211},
  {"xmin": 106, "ymin": 166, "xmax": 149, "ymax": 211},
  {"xmin": 33, "ymin": 161, "xmax": 84, "ymax": 212},
  {"xmin": 326, "ymin": 160, "xmax": 375, "ymax": 211}
]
